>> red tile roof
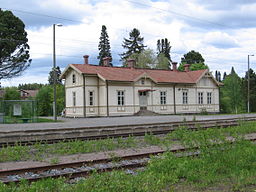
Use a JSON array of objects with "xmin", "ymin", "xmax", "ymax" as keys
[{"xmin": 70, "ymin": 64, "xmax": 208, "ymax": 84}]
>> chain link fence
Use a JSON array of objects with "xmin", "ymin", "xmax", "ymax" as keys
[{"xmin": 0, "ymin": 100, "xmax": 37, "ymax": 123}]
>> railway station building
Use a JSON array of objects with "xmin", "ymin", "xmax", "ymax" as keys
[{"xmin": 60, "ymin": 55, "xmax": 221, "ymax": 117}]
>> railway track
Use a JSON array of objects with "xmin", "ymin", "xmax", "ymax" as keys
[
  {"xmin": 0, "ymin": 145, "xmax": 200, "ymax": 184},
  {"xmin": 1, "ymin": 134, "xmax": 255, "ymax": 185},
  {"xmin": 0, "ymin": 117, "xmax": 256, "ymax": 147}
]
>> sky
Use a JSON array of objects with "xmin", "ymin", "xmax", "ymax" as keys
[{"xmin": 1, "ymin": 0, "xmax": 256, "ymax": 87}]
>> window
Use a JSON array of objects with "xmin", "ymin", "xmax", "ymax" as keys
[
  {"xmin": 72, "ymin": 92, "xmax": 76, "ymax": 106},
  {"xmin": 207, "ymin": 92, "xmax": 212, "ymax": 104},
  {"xmin": 160, "ymin": 91, "xmax": 166, "ymax": 105},
  {"xmin": 183, "ymin": 91, "xmax": 188, "ymax": 104},
  {"xmin": 139, "ymin": 92, "xmax": 146, "ymax": 96},
  {"xmin": 72, "ymin": 74, "xmax": 76, "ymax": 84},
  {"xmin": 141, "ymin": 79, "xmax": 145, "ymax": 85},
  {"xmin": 89, "ymin": 91, "xmax": 94, "ymax": 106},
  {"xmin": 198, "ymin": 92, "xmax": 203, "ymax": 104},
  {"xmin": 117, "ymin": 91, "xmax": 124, "ymax": 106}
]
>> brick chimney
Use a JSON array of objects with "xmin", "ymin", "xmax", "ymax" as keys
[
  {"xmin": 83, "ymin": 55, "xmax": 89, "ymax": 64},
  {"xmin": 172, "ymin": 62, "xmax": 178, "ymax": 71},
  {"xmin": 184, "ymin": 64, "xmax": 190, "ymax": 72},
  {"xmin": 103, "ymin": 57, "xmax": 111, "ymax": 66},
  {"xmin": 127, "ymin": 59, "xmax": 136, "ymax": 68}
]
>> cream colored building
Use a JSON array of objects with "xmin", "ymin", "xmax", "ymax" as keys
[{"xmin": 60, "ymin": 55, "xmax": 221, "ymax": 117}]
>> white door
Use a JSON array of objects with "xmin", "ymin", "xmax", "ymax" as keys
[{"xmin": 139, "ymin": 92, "xmax": 147, "ymax": 110}]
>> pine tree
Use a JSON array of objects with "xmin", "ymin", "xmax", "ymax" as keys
[
  {"xmin": 218, "ymin": 71, "xmax": 221, "ymax": 81},
  {"xmin": 121, "ymin": 28, "xmax": 146, "ymax": 61},
  {"xmin": 157, "ymin": 38, "xmax": 171, "ymax": 61},
  {"xmin": 215, "ymin": 70, "xmax": 218, "ymax": 80},
  {"xmin": 0, "ymin": 9, "xmax": 31, "ymax": 80},
  {"xmin": 223, "ymin": 72, "xmax": 227, "ymax": 80},
  {"xmin": 98, "ymin": 25, "xmax": 112, "ymax": 66}
]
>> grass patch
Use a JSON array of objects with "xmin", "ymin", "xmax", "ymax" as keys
[
  {"xmin": 37, "ymin": 117, "xmax": 63, "ymax": 123},
  {"xmin": 0, "ymin": 121, "xmax": 255, "ymax": 163},
  {"xmin": 0, "ymin": 127, "xmax": 256, "ymax": 191}
]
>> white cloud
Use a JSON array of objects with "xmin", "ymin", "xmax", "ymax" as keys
[
  {"xmin": 203, "ymin": 31, "xmax": 239, "ymax": 48},
  {"xmin": 2, "ymin": 0, "xmax": 256, "ymax": 87}
]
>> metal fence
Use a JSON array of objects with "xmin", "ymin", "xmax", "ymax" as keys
[{"xmin": 0, "ymin": 100, "xmax": 37, "ymax": 123}]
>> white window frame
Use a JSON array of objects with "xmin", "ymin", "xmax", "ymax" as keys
[
  {"xmin": 72, "ymin": 91, "xmax": 76, "ymax": 106},
  {"xmin": 141, "ymin": 79, "xmax": 145, "ymax": 85},
  {"xmin": 182, "ymin": 91, "xmax": 188, "ymax": 104},
  {"xmin": 198, "ymin": 92, "xmax": 203, "ymax": 104},
  {"xmin": 207, "ymin": 92, "xmax": 212, "ymax": 104},
  {"xmin": 160, "ymin": 91, "xmax": 167, "ymax": 105},
  {"xmin": 117, "ymin": 90, "xmax": 125, "ymax": 106},
  {"xmin": 89, "ymin": 91, "xmax": 94, "ymax": 106}
]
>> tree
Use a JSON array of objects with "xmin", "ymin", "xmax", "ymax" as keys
[
  {"xmin": 36, "ymin": 85, "xmax": 52, "ymax": 116},
  {"xmin": 97, "ymin": 25, "xmax": 112, "ymax": 66},
  {"xmin": 178, "ymin": 50, "xmax": 208, "ymax": 71},
  {"xmin": 157, "ymin": 38, "xmax": 171, "ymax": 61},
  {"xmin": 127, "ymin": 49, "xmax": 169, "ymax": 69},
  {"xmin": 36, "ymin": 84, "xmax": 64, "ymax": 116},
  {"xmin": 215, "ymin": 70, "xmax": 221, "ymax": 82},
  {"xmin": 242, "ymin": 68, "xmax": 256, "ymax": 112},
  {"xmin": 223, "ymin": 72, "xmax": 227, "ymax": 80},
  {"xmin": 121, "ymin": 28, "xmax": 146, "ymax": 61},
  {"xmin": 48, "ymin": 66, "xmax": 62, "ymax": 85},
  {"xmin": 0, "ymin": 9, "xmax": 31, "ymax": 80},
  {"xmin": 18, "ymin": 83, "xmax": 44, "ymax": 90},
  {"xmin": 4, "ymin": 87, "xmax": 20, "ymax": 100},
  {"xmin": 156, "ymin": 53, "xmax": 170, "ymax": 70},
  {"xmin": 220, "ymin": 67, "xmax": 245, "ymax": 113}
]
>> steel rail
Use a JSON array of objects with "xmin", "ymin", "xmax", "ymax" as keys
[
  {"xmin": 1, "ymin": 136, "xmax": 256, "ymax": 184},
  {"xmin": 0, "ymin": 117, "xmax": 255, "ymax": 148}
]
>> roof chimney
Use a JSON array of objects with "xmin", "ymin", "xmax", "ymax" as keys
[
  {"xmin": 172, "ymin": 62, "xmax": 178, "ymax": 71},
  {"xmin": 83, "ymin": 55, "xmax": 89, "ymax": 64},
  {"xmin": 127, "ymin": 59, "xmax": 136, "ymax": 68},
  {"xmin": 184, "ymin": 64, "xmax": 190, "ymax": 72},
  {"xmin": 103, "ymin": 57, "xmax": 111, "ymax": 67}
]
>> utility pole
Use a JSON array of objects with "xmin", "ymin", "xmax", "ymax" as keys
[{"xmin": 53, "ymin": 24, "xmax": 62, "ymax": 121}]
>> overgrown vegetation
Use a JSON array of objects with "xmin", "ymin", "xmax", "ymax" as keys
[
  {"xmin": 0, "ymin": 121, "xmax": 255, "ymax": 163},
  {"xmin": 0, "ymin": 121, "xmax": 256, "ymax": 191}
]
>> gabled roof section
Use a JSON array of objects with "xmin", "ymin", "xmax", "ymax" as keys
[
  {"xmin": 61, "ymin": 63, "xmax": 215, "ymax": 85},
  {"xmin": 60, "ymin": 64, "xmax": 83, "ymax": 79}
]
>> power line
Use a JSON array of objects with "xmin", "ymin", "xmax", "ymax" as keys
[
  {"xmin": 125, "ymin": 0, "xmax": 233, "ymax": 29},
  {"xmin": 1, "ymin": 8, "xmax": 80, "ymax": 23}
]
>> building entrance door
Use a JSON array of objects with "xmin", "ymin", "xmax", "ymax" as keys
[{"xmin": 139, "ymin": 91, "xmax": 147, "ymax": 110}]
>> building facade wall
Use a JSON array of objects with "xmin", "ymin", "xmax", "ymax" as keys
[{"xmin": 64, "ymin": 72, "xmax": 220, "ymax": 117}]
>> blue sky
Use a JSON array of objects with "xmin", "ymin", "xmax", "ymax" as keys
[{"xmin": 1, "ymin": 0, "xmax": 256, "ymax": 86}]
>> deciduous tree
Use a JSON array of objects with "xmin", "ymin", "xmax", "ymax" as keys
[
  {"xmin": 36, "ymin": 84, "xmax": 64, "ymax": 116},
  {"xmin": 178, "ymin": 50, "xmax": 208, "ymax": 71},
  {"xmin": 127, "ymin": 49, "xmax": 169, "ymax": 69},
  {"xmin": 3, "ymin": 87, "xmax": 20, "ymax": 100},
  {"xmin": 220, "ymin": 67, "xmax": 245, "ymax": 113}
]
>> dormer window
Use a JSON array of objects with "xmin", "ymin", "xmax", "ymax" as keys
[{"xmin": 72, "ymin": 74, "xmax": 76, "ymax": 84}]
